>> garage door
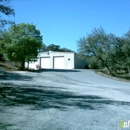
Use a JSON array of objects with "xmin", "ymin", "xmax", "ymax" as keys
[
  {"xmin": 41, "ymin": 57, "xmax": 51, "ymax": 68},
  {"xmin": 53, "ymin": 56, "xmax": 64, "ymax": 69}
]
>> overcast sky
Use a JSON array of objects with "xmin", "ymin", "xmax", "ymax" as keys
[{"xmin": 11, "ymin": 0, "xmax": 130, "ymax": 52}]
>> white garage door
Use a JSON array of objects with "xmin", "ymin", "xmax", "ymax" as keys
[
  {"xmin": 41, "ymin": 57, "xmax": 51, "ymax": 68},
  {"xmin": 53, "ymin": 56, "xmax": 64, "ymax": 69}
]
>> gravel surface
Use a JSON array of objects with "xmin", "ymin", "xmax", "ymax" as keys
[{"xmin": 0, "ymin": 69, "xmax": 130, "ymax": 130}]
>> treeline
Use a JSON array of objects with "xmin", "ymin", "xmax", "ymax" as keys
[
  {"xmin": 77, "ymin": 27, "xmax": 130, "ymax": 75},
  {"xmin": 41, "ymin": 44, "xmax": 73, "ymax": 52}
]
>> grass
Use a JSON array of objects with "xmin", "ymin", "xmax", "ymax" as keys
[
  {"xmin": 0, "ymin": 62, "xmax": 18, "ymax": 71},
  {"xmin": 95, "ymin": 69, "xmax": 130, "ymax": 82},
  {"xmin": 0, "ymin": 62, "xmax": 31, "ymax": 71}
]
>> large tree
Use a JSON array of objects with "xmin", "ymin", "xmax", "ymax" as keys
[
  {"xmin": 77, "ymin": 27, "xmax": 130, "ymax": 75},
  {"xmin": 77, "ymin": 27, "xmax": 115, "ymax": 74},
  {"xmin": 3, "ymin": 23, "xmax": 43, "ymax": 69}
]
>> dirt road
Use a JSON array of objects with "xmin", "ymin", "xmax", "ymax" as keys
[{"xmin": 0, "ymin": 69, "xmax": 130, "ymax": 130}]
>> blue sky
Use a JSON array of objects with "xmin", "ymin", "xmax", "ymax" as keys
[{"xmin": 11, "ymin": 0, "xmax": 130, "ymax": 52}]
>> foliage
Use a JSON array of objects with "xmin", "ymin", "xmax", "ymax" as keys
[
  {"xmin": 0, "ymin": 0, "xmax": 15, "ymax": 32},
  {"xmin": 0, "ymin": 31, "xmax": 10, "ymax": 61},
  {"xmin": 60, "ymin": 47, "xmax": 73, "ymax": 52},
  {"xmin": 46, "ymin": 44, "xmax": 60, "ymax": 51},
  {"xmin": 77, "ymin": 27, "xmax": 130, "ymax": 74},
  {"xmin": 0, "ymin": 0, "xmax": 14, "ymax": 61},
  {"xmin": 41, "ymin": 43, "xmax": 73, "ymax": 52},
  {"xmin": 2, "ymin": 23, "xmax": 43, "ymax": 69}
]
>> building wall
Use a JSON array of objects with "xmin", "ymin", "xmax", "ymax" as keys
[
  {"xmin": 25, "ymin": 51, "xmax": 88, "ymax": 69},
  {"xmin": 38, "ymin": 51, "xmax": 75, "ymax": 69},
  {"xmin": 25, "ymin": 60, "xmax": 38, "ymax": 70},
  {"xmin": 74, "ymin": 54, "xmax": 88, "ymax": 69}
]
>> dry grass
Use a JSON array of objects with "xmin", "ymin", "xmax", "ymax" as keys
[
  {"xmin": 0, "ymin": 62, "xmax": 18, "ymax": 71},
  {"xmin": 95, "ymin": 69, "xmax": 130, "ymax": 82}
]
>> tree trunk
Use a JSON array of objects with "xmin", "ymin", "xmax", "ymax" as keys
[
  {"xmin": 127, "ymin": 66, "xmax": 130, "ymax": 74},
  {"xmin": 21, "ymin": 61, "xmax": 25, "ymax": 70},
  {"xmin": 105, "ymin": 64, "xmax": 112, "ymax": 75},
  {"xmin": 97, "ymin": 56, "xmax": 112, "ymax": 75}
]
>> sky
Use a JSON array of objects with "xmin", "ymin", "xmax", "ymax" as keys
[{"xmin": 10, "ymin": 0, "xmax": 130, "ymax": 52}]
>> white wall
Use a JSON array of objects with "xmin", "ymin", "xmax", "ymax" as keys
[
  {"xmin": 25, "ymin": 60, "xmax": 39, "ymax": 70},
  {"xmin": 25, "ymin": 58, "xmax": 40, "ymax": 70},
  {"xmin": 25, "ymin": 52, "xmax": 88, "ymax": 70},
  {"xmin": 38, "ymin": 51, "xmax": 75, "ymax": 69}
]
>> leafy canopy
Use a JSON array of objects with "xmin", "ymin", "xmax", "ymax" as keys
[
  {"xmin": 41, "ymin": 43, "xmax": 73, "ymax": 52},
  {"xmin": 77, "ymin": 27, "xmax": 130, "ymax": 74},
  {"xmin": 4, "ymin": 23, "xmax": 43, "ymax": 69}
]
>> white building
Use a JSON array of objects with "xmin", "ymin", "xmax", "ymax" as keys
[{"xmin": 25, "ymin": 51, "xmax": 88, "ymax": 70}]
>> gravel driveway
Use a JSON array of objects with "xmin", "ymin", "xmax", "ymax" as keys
[{"xmin": 0, "ymin": 69, "xmax": 130, "ymax": 130}]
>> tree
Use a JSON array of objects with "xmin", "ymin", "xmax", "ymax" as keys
[
  {"xmin": 77, "ymin": 27, "xmax": 116, "ymax": 74},
  {"xmin": 109, "ymin": 34, "xmax": 130, "ymax": 74},
  {"xmin": 122, "ymin": 30, "xmax": 130, "ymax": 73},
  {"xmin": 40, "ymin": 43, "xmax": 73, "ymax": 52},
  {"xmin": 77, "ymin": 27, "xmax": 130, "ymax": 75},
  {"xmin": 0, "ymin": 0, "xmax": 15, "ymax": 32},
  {"xmin": 60, "ymin": 47, "xmax": 73, "ymax": 52},
  {"xmin": 45, "ymin": 44, "xmax": 60, "ymax": 51},
  {"xmin": 0, "ymin": 31, "xmax": 10, "ymax": 61},
  {"xmin": 0, "ymin": 0, "xmax": 14, "ymax": 61},
  {"xmin": 3, "ymin": 23, "xmax": 43, "ymax": 70},
  {"xmin": 40, "ymin": 43, "xmax": 47, "ymax": 51}
]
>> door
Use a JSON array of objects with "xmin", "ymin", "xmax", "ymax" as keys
[
  {"xmin": 53, "ymin": 56, "xmax": 64, "ymax": 69},
  {"xmin": 40, "ymin": 57, "xmax": 51, "ymax": 68}
]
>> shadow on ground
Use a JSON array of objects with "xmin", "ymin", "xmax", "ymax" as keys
[
  {"xmin": 0, "ymin": 83, "xmax": 130, "ymax": 111},
  {"xmin": 28, "ymin": 69, "xmax": 81, "ymax": 73},
  {"xmin": 0, "ymin": 122, "xmax": 13, "ymax": 130},
  {"xmin": 0, "ymin": 70, "xmax": 32, "ymax": 81}
]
